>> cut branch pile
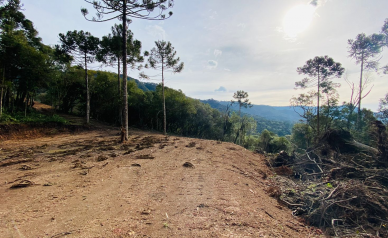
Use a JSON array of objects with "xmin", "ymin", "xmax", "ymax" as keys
[{"xmin": 267, "ymin": 127, "xmax": 388, "ymax": 237}]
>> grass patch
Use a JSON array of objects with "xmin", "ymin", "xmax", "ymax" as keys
[{"xmin": 0, "ymin": 111, "xmax": 68, "ymax": 124}]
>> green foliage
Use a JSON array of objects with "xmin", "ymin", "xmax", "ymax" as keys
[
  {"xmin": 201, "ymin": 100, "xmax": 293, "ymax": 136},
  {"xmin": 57, "ymin": 30, "xmax": 100, "ymax": 60},
  {"xmin": 307, "ymin": 184, "xmax": 317, "ymax": 192},
  {"xmin": 0, "ymin": 112, "xmax": 16, "ymax": 122},
  {"xmin": 0, "ymin": 111, "xmax": 67, "ymax": 124},
  {"xmin": 348, "ymin": 33, "xmax": 384, "ymax": 71},
  {"xmin": 0, "ymin": 0, "xmax": 61, "ymax": 113},
  {"xmin": 97, "ymin": 24, "xmax": 145, "ymax": 70},
  {"xmin": 296, "ymin": 56, "xmax": 344, "ymax": 90},
  {"xmin": 295, "ymin": 56, "xmax": 344, "ymax": 138},
  {"xmin": 44, "ymin": 66, "xmax": 85, "ymax": 113},
  {"xmin": 379, "ymin": 92, "xmax": 388, "ymax": 124},
  {"xmin": 232, "ymin": 90, "xmax": 252, "ymax": 115},
  {"xmin": 254, "ymin": 129, "xmax": 291, "ymax": 153},
  {"xmin": 291, "ymin": 123, "xmax": 313, "ymax": 149},
  {"xmin": 148, "ymin": 40, "xmax": 184, "ymax": 73},
  {"xmin": 89, "ymin": 71, "xmax": 121, "ymax": 123},
  {"xmin": 259, "ymin": 129, "xmax": 274, "ymax": 152},
  {"xmin": 271, "ymin": 136, "xmax": 291, "ymax": 153},
  {"xmin": 350, "ymin": 108, "xmax": 378, "ymax": 146}
]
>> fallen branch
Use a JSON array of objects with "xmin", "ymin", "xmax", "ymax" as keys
[
  {"xmin": 51, "ymin": 230, "xmax": 76, "ymax": 238},
  {"xmin": 325, "ymin": 185, "xmax": 340, "ymax": 200},
  {"xmin": 278, "ymin": 198, "xmax": 304, "ymax": 207},
  {"xmin": 348, "ymin": 140, "xmax": 379, "ymax": 155},
  {"xmin": 306, "ymin": 152, "xmax": 323, "ymax": 173}
]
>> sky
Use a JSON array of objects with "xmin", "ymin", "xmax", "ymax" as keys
[{"xmin": 21, "ymin": 0, "xmax": 388, "ymax": 111}]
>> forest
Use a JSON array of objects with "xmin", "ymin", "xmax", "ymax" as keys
[{"xmin": 1, "ymin": 0, "xmax": 388, "ymax": 236}]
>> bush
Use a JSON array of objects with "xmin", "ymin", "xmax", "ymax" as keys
[{"xmin": 0, "ymin": 111, "xmax": 68, "ymax": 124}]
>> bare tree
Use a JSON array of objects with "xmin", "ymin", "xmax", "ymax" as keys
[
  {"xmin": 343, "ymin": 72, "xmax": 373, "ymax": 129},
  {"xmin": 348, "ymin": 33, "xmax": 384, "ymax": 128}
]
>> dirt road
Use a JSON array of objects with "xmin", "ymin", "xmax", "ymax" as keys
[{"xmin": 0, "ymin": 127, "xmax": 322, "ymax": 237}]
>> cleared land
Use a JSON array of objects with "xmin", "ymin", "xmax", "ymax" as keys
[{"xmin": 0, "ymin": 125, "xmax": 322, "ymax": 237}]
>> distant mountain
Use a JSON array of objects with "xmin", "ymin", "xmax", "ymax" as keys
[
  {"xmin": 122, "ymin": 79, "xmax": 298, "ymax": 135},
  {"xmin": 200, "ymin": 99, "xmax": 228, "ymax": 112},
  {"xmin": 123, "ymin": 75, "xmax": 158, "ymax": 92},
  {"xmin": 201, "ymin": 99, "xmax": 302, "ymax": 123}
]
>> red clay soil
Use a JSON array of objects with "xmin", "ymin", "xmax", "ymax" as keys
[{"xmin": 0, "ymin": 127, "xmax": 324, "ymax": 238}]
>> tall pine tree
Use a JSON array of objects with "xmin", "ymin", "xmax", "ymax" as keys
[
  {"xmin": 81, "ymin": 0, "xmax": 174, "ymax": 141},
  {"xmin": 56, "ymin": 30, "xmax": 100, "ymax": 124},
  {"xmin": 148, "ymin": 40, "xmax": 184, "ymax": 135}
]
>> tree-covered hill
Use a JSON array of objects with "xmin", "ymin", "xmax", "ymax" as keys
[
  {"xmin": 201, "ymin": 99, "xmax": 294, "ymax": 136},
  {"xmin": 127, "ymin": 77, "xmax": 157, "ymax": 92},
  {"xmin": 201, "ymin": 99, "xmax": 302, "ymax": 122}
]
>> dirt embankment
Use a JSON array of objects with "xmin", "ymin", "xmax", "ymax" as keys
[
  {"xmin": 0, "ymin": 126, "xmax": 323, "ymax": 238},
  {"xmin": 0, "ymin": 123, "xmax": 93, "ymax": 141}
]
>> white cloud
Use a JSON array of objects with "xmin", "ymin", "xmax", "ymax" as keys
[
  {"xmin": 207, "ymin": 60, "xmax": 218, "ymax": 69},
  {"xmin": 209, "ymin": 10, "xmax": 218, "ymax": 19},
  {"xmin": 224, "ymin": 68, "xmax": 231, "ymax": 72},
  {"xmin": 215, "ymin": 86, "xmax": 227, "ymax": 92},
  {"xmin": 237, "ymin": 23, "xmax": 246, "ymax": 29},
  {"xmin": 214, "ymin": 49, "xmax": 222, "ymax": 57},
  {"xmin": 146, "ymin": 25, "xmax": 166, "ymax": 40}
]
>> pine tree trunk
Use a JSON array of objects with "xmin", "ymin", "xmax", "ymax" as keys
[
  {"xmin": 0, "ymin": 67, "xmax": 4, "ymax": 118},
  {"xmin": 118, "ymin": 57, "xmax": 122, "ymax": 126},
  {"xmin": 162, "ymin": 60, "xmax": 167, "ymax": 135},
  {"xmin": 357, "ymin": 58, "xmax": 364, "ymax": 130},
  {"xmin": 122, "ymin": 0, "xmax": 129, "ymax": 141},
  {"xmin": 24, "ymin": 93, "xmax": 28, "ymax": 117},
  {"xmin": 234, "ymin": 127, "xmax": 240, "ymax": 144},
  {"xmin": 317, "ymin": 69, "xmax": 320, "ymax": 139},
  {"xmin": 85, "ymin": 53, "xmax": 90, "ymax": 124},
  {"xmin": 118, "ymin": 57, "xmax": 121, "ymax": 95}
]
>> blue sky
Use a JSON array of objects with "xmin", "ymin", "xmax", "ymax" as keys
[{"xmin": 22, "ymin": 0, "xmax": 388, "ymax": 110}]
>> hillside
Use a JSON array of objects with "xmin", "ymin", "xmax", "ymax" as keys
[
  {"xmin": 124, "ymin": 80, "xmax": 299, "ymax": 136},
  {"xmin": 202, "ymin": 99, "xmax": 302, "ymax": 122},
  {"xmin": 0, "ymin": 124, "xmax": 322, "ymax": 237},
  {"xmin": 125, "ymin": 81, "xmax": 302, "ymax": 124},
  {"xmin": 127, "ymin": 76, "xmax": 158, "ymax": 92},
  {"xmin": 201, "ymin": 99, "xmax": 297, "ymax": 136}
]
